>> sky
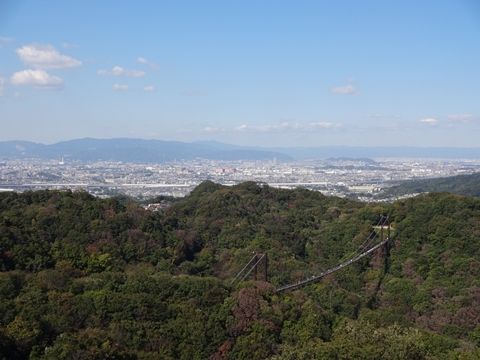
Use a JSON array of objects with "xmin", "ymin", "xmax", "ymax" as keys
[{"xmin": 0, "ymin": 0, "xmax": 479, "ymax": 147}]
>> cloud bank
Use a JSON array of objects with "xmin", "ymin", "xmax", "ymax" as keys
[{"xmin": 203, "ymin": 121, "xmax": 339, "ymax": 134}]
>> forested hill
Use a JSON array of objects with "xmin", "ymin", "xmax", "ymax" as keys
[
  {"xmin": 1, "ymin": 183, "xmax": 480, "ymax": 359},
  {"xmin": 380, "ymin": 172, "xmax": 480, "ymax": 198}
]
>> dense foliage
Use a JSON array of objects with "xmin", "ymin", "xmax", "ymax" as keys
[
  {"xmin": 1, "ymin": 182, "xmax": 480, "ymax": 359},
  {"xmin": 380, "ymin": 172, "xmax": 480, "ymax": 198}
]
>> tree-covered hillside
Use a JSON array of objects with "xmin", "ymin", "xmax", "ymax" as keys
[
  {"xmin": 380, "ymin": 172, "xmax": 480, "ymax": 199},
  {"xmin": 1, "ymin": 183, "xmax": 480, "ymax": 359}
]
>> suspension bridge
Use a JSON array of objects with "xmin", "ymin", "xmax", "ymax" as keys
[{"xmin": 231, "ymin": 215, "xmax": 392, "ymax": 293}]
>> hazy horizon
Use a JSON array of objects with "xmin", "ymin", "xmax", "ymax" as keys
[{"xmin": 3, "ymin": 136, "xmax": 480, "ymax": 150}]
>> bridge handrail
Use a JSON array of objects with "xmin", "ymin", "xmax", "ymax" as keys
[{"xmin": 276, "ymin": 237, "xmax": 390, "ymax": 293}]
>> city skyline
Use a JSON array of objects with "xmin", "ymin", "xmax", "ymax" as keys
[{"xmin": 1, "ymin": 0, "xmax": 480, "ymax": 147}]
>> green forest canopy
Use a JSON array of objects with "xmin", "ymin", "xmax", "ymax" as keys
[{"xmin": 1, "ymin": 182, "xmax": 480, "ymax": 359}]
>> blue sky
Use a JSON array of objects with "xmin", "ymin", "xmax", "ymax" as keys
[{"xmin": 0, "ymin": 0, "xmax": 479, "ymax": 147}]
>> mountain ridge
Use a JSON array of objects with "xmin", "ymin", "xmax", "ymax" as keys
[
  {"xmin": 2, "ymin": 138, "xmax": 480, "ymax": 161},
  {"xmin": 0, "ymin": 138, "xmax": 291, "ymax": 162}
]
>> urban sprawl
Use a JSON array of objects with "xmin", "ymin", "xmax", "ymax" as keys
[{"xmin": 0, "ymin": 158, "xmax": 479, "ymax": 203}]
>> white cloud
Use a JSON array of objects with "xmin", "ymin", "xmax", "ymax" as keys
[
  {"xmin": 143, "ymin": 85, "xmax": 155, "ymax": 92},
  {"xmin": 0, "ymin": 77, "xmax": 5, "ymax": 95},
  {"xmin": 420, "ymin": 117, "xmax": 438, "ymax": 125},
  {"xmin": 137, "ymin": 56, "xmax": 158, "ymax": 69},
  {"xmin": 447, "ymin": 114, "xmax": 474, "ymax": 122},
  {"xmin": 234, "ymin": 121, "xmax": 337, "ymax": 133},
  {"xmin": 16, "ymin": 44, "xmax": 81, "ymax": 69},
  {"xmin": 112, "ymin": 83, "xmax": 128, "ymax": 91},
  {"xmin": 331, "ymin": 84, "xmax": 356, "ymax": 95},
  {"xmin": 98, "ymin": 66, "xmax": 145, "ymax": 78},
  {"xmin": 203, "ymin": 126, "xmax": 225, "ymax": 133},
  {"xmin": 10, "ymin": 69, "xmax": 63, "ymax": 89}
]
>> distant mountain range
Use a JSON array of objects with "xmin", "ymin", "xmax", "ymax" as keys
[
  {"xmin": 0, "ymin": 138, "xmax": 291, "ymax": 162},
  {"xmin": 1, "ymin": 138, "xmax": 480, "ymax": 162}
]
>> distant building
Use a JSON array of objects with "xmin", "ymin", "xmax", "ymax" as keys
[{"xmin": 143, "ymin": 201, "xmax": 171, "ymax": 211}]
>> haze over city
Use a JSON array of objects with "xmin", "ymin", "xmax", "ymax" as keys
[{"xmin": 1, "ymin": 0, "xmax": 479, "ymax": 147}]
